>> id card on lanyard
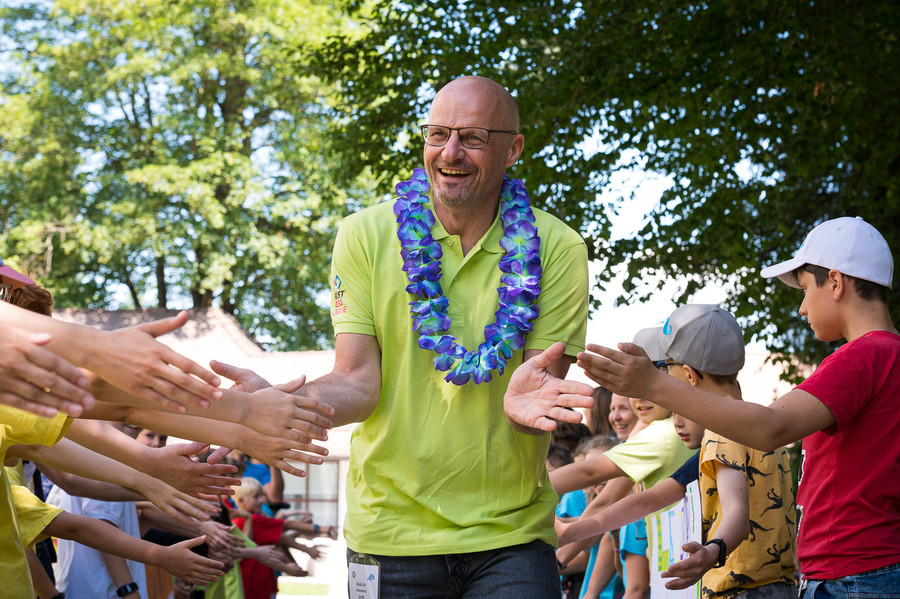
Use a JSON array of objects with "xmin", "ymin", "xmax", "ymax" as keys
[{"xmin": 348, "ymin": 553, "xmax": 380, "ymax": 599}]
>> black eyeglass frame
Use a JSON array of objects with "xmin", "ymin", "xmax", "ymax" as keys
[
  {"xmin": 420, "ymin": 124, "xmax": 519, "ymax": 149},
  {"xmin": 652, "ymin": 359, "xmax": 704, "ymax": 379}
]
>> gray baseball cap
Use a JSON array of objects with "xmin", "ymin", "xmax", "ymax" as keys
[{"xmin": 658, "ymin": 304, "xmax": 745, "ymax": 375}]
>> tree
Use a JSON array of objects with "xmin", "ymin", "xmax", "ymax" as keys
[
  {"xmin": 317, "ymin": 0, "xmax": 900, "ymax": 371},
  {"xmin": 0, "ymin": 0, "xmax": 374, "ymax": 350}
]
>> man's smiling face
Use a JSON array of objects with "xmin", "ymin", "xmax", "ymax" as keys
[{"xmin": 423, "ymin": 78, "xmax": 521, "ymax": 210}]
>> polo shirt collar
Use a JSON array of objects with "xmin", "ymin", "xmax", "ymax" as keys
[{"xmin": 428, "ymin": 199, "xmax": 505, "ymax": 255}]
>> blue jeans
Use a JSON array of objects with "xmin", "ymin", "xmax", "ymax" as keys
[
  {"xmin": 800, "ymin": 561, "xmax": 900, "ymax": 598},
  {"xmin": 347, "ymin": 540, "xmax": 562, "ymax": 599}
]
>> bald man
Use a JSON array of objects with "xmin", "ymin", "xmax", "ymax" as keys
[{"xmin": 218, "ymin": 76, "xmax": 593, "ymax": 597}]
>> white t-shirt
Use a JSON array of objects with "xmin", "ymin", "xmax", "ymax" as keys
[{"xmin": 45, "ymin": 487, "xmax": 148, "ymax": 599}]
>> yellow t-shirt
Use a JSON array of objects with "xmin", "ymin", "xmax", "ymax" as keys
[
  {"xmin": 699, "ymin": 431, "xmax": 797, "ymax": 597},
  {"xmin": 332, "ymin": 198, "xmax": 589, "ymax": 555},
  {"xmin": 0, "ymin": 406, "xmax": 70, "ymax": 597}
]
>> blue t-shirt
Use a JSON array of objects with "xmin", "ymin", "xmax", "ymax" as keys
[
  {"xmin": 556, "ymin": 489, "xmax": 587, "ymax": 519},
  {"xmin": 670, "ymin": 452, "xmax": 699, "ymax": 489},
  {"xmin": 617, "ymin": 519, "xmax": 650, "ymax": 597}
]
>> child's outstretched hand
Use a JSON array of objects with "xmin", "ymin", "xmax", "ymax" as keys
[
  {"xmin": 503, "ymin": 342, "xmax": 594, "ymax": 433},
  {"xmin": 555, "ymin": 518, "xmax": 573, "ymax": 546},
  {"xmin": 660, "ymin": 540, "xmax": 718, "ymax": 589},
  {"xmin": 577, "ymin": 342, "xmax": 664, "ymax": 400},
  {"xmin": 157, "ymin": 536, "xmax": 226, "ymax": 586}
]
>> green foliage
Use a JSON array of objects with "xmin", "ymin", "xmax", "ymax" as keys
[
  {"xmin": 0, "ymin": 0, "xmax": 376, "ymax": 350},
  {"xmin": 317, "ymin": 0, "xmax": 900, "ymax": 370}
]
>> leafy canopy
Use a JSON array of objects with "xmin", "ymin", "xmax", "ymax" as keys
[
  {"xmin": 318, "ymin": 0, "xmax": 900, "ymax": 369},
  {"xmin": 1, "ymin": 0, "xmax": 375, "ymax": 349}
]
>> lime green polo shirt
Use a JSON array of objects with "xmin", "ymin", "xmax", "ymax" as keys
[{"xmin": 330, "ymin": 198, "xmax": 588, "ymax": 556}]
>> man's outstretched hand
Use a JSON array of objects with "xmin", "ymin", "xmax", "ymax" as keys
[{"xmin": 504, "ymin": 342, "xmax": 594, "ymax": 434}]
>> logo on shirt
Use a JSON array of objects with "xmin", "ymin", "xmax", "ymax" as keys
[{"xmin": 331, "ymin": 275, "xmax": 347, "ymax": 316}]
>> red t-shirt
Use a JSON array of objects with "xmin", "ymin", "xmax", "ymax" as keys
[
  {"xmin": 796, "ymin": 330, "xmax": 900, "ymax": 579},
  {"xmin": 233, "ymin": 513, "xmax": 285, "ymax": 599}
]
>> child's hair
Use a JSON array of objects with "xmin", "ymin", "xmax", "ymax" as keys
[
  {"xmin": 795, "ymin": 263, "xmax": 889, "ymax": 302},
  {"xmin": 233, "ymin": 476, "xmax": 263, "ymax": 499},
  {"xmin": 546, "ymin": 443, "xmax": 574, "ymax": 469},
  {"xmin": 10, "ymin": 283, "xmax": 53, "ymax": 315},
  {"xmin": 588, "ymin": 386, "xmax": 614, "ymax": 438},
  {"xmin": 551, "ymin": 421, "xmax": 592, "ymax": 453},
  {"xmin": 573, "ymin": 434, "xmax": 618, "ymax": 458},
  {"xmin": 695, "ymin": 371, "xmax": 740, "ymax": 387}
]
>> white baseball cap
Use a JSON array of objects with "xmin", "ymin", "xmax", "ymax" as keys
[
  {"xmin": 632, "ymin": 327, "xmax": 665, "ymax": 362},
  {"xmin": 658, "ymin": 304, "xmax": 745, "ymax": 376},
  {"xmin": 0, "ymin": 257, "xmax": 36, "ymax": 289},
  {"xmin": 760, "ymin": 216, "xmax": 893, "ymax": 289}
]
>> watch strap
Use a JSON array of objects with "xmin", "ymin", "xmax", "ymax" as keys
[
  {"xmin": 116, "ymin": 582, "xmax": 139, "ymax": 597},
  {"xmin": 703, "ymin": 538, "xmax": 727, "ymax": 568}
]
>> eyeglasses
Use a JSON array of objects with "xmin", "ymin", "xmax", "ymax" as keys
[
  {"xmin": 652, "ymin": 360, "xmax": 683, "ymax": 374},
  {"xmin": 420, "ymin": 125, "xmax": 518, "ymax": 149},
  {"xmin": 652, "ymin": 360, "xmax": 703, "ymax": 379}
]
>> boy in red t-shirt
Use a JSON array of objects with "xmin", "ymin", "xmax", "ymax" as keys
[{"xmin": 555, "ymin": 216, "xmax": 899, "ymax": 597}]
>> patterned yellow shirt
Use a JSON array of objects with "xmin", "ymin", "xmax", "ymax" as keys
[{"xmin": 699, "ymin": 431, "xmax": 797, "ymax": 598}]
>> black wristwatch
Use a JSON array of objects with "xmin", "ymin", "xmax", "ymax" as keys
[
  {"xmin": 703, "ymin": 538, "xmax": 727, "ymax": 568},
  {"xmin": 116, "ymin": 582, "xmax": 139, "ymax": 597}
]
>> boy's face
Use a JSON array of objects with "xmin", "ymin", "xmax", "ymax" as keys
[
  {"xmin": 235, "ymin": 491, "xmax": 266, "ymax": 514},
  {"xmin": 797, "ymin": 269, "xmax": 842, "ymax": 342},
  {"xmin": 629, "ymin": 396, "xmax": 671, "ymax": 425},
  {"xmin": 136, "ymin": 429, "xmax": 167, "ymax": 449},
  {"xmin": 608, "ymin": 394, "xmax": 638, "ymax": 440},
  {"xmin": 673, "ymin": 413, "xmax": 705, "ymax": 449}
]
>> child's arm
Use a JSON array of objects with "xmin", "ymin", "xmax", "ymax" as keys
[
  {"xmin": 65, "ymin": 418, "xmax": 239, "ymax": 497},
  {"xmin": 622, "ymin": 550, "xmax": 650, "ymax": 599},
  {"xmin": 10, "ymin": 438, "xmax": 217, "ymax": 524},
  {"xmin": 27, "ymin": 550, "xmax": 60, "ymax": 599},
  {"xmin": 0, "ymin": 321, "xmax": 93, "ymax": 418},
  {"xmin": 550, "ymin": 454, "xmax": 627, "ymax": 495},
  {"xmin": 557, "ymin": 477, "xmax": 686, "ymax": 546},
  {"xmin": 87, "ymin": 372, "xmax": 333, "ymax": 452},
  {"xmin": 45, "ymin": 511, "xmax": 224, "ymax": 585},
  {"xmin": 580, "ymin": 533, "xmax": 618, "ymax": 599},
  {"xmin": 661, "ymin": 462, "xmax": 749, "ymax": 589},
  {"xmin": 556, "ymin": 476, "xmax": 637, "ymax": 565},
  {"xmin": 579, "ymin": 343, "xmax": 835, "ymax": 451},
  {"xmin": 85, "ymin": 398, "xmax": 327, "ymax": 478},
  {"xmin": 100, "ymin": 551, "xmax": 141, "ymax": 599},
  {"xmin": 0, "ymin": 303, "xmax": 222, "ymax": 412}
]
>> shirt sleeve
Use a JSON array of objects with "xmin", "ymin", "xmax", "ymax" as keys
[
  {"xmin": 604, "ymin": 423, "xmax": 668, "ymax": 483},
  {"xmin": 670, "ymin": 453, "xmax": 700, "ymax": 488},
  {"xmin": 330, "ymin": 214, "xmax": 376, "ymax": 336}
]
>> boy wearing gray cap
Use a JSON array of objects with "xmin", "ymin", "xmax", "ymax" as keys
[
  {"xmin": 559, "ymin": 304, "xmax": 796, "ymax": 598},
  {"xmin": 574, "ymin": 217, "xmax": 900, "ymax": 597}
]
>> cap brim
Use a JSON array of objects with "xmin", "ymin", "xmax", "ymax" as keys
[
  {"xmin": 632, "ymin": 327, "xmax": 665, "ymax": 362},
  {"xmin": 760, "ymin": 258, "xmax": 804, "ymax": 289},
  {"xmin": 0, "ymin": 265, "xmax": 36, "ymax": 289}
]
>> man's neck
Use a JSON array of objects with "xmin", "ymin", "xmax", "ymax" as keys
[{"xmin": 434, "ymin": 198, "xmax": 500, "ymax": 255}]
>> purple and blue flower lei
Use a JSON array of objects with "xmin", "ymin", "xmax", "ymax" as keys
[{"xmin": 393, "ymin": 168, "xmax": 542, "ymax": 385}]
